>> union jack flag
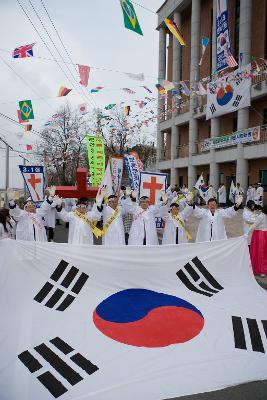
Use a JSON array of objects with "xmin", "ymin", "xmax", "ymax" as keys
[
  {"xmin": 224, "ymin": 47, "xmax": 238, "ymax": 68},
  {"xmin": 12, "ymin": 43, "xmax": 35, "ymax": 58}
]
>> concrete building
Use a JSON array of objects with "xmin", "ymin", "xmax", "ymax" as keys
[{"xmin": 156, "ymin": 0, "xmax": 267, "ymax": 202}]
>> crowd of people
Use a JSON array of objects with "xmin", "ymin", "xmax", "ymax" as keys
[{"xmin": 0, "ymin": 183, "xmax": 266, "ymax": 276}]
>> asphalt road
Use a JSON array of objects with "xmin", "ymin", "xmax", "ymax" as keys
[{"xmin": 52, "ymin": 217, "xmax": 267, "ymax": 400}]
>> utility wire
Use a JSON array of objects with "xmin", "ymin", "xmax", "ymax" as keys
[
  {"xmin": 0, "ymin": 53, "xmax": 54, "ymax": 111},
  {"xmin": 28, "ymin": 0, "xmax": 95, "ymax": 108},
  {"xmin": 39, "ymin": 0, "xmax": 97, "ymax": 107},
  {"xmin": 16, "ymin": 0, "xmax": 93, "ymax": 109}
]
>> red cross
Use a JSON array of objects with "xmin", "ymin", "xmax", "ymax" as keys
[
  {"xmin": 27, "ymin": 174, "xmax": 41, "ymax": 200},
  {"xmin": 55, "ymin": 168, "xmax": 98, "ymax": 199},
  {"xmin": 143, "ymin": 176, "xmax": 163, "ymax": 205}
]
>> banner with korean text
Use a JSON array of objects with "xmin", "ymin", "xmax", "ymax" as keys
[
  {"xmin": 86, "ymin": 135, "xmax": 105, "ymax": 186},
  {"xmin": 124, "ymin": 153, "xmax": 140, "ymax": 191},
  {"xmin": 110, "ymin": 156, "xmax": 124, "ymax": 195},
  {"xmin": 216, "ymin": 0, "xmax": 231, "ymax": 71},
  {"xmin": 18, "ymin": 165, "xmax": 45, "ymax": 203},
  {"xmin": 201, "ymin": 126, "xmax": 260, "ymax": 151}
]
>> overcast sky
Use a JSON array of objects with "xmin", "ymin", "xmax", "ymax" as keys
[{"xmin": 0, "ymin": 0, "xmax": 163, "ymax": 188}]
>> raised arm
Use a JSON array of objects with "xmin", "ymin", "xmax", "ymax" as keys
[{"xmin": 193, "ymin": 205, "xmax": 206, "ymax": 219}]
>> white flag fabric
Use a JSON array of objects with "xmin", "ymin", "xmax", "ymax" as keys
[
  {"xmin": 1, "ymin": 237, "xmax": 267, "ymax": 400},
  {"xmin": 206, "ymin": 65, "xmax": 251, "ymax": 120},
  {"xmin": 139, "ymin": 171, "xmax": 167, "ymax": 204},
  {"xmin": 19, "ymin": 165, "xmax": 45, "ymax": 203},
  {"xmin": 99, "ymin": 161, "xmax": 113, "ymax": 196}
]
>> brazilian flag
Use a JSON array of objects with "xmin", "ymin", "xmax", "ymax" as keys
[
  {"xmin": 120, "ymin": 0, "xmax": 143, "ymax": 36},
  {"xmin": 19, "ymin": 100, "xmax": 34, "ymax": 120}
]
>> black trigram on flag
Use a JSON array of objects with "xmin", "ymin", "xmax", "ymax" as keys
[
  {"xmin": 232, "ymin": 94, "xmax": 242, "ymax": 107},
  {"xmin": 176, "ymin": 256, "xmax": 224, "ymax": 297},
  {"xmin": 210, "ymin": 103, "xmax": 216, "ymax": 114},
  {"xmin": 232, "ymin": 316, "xmax": 267, "ymax": 353},
  {"xmin": 34, "ymin": 260, "xmax": 89, "ymax": 311},
  {"xmin": 18, "ymin": 337, "xmax": 98, "ymax": 398}
]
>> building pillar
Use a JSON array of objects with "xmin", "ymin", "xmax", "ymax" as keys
[
  {"xmin": 236, "ymin": 0, "xmax": 251, "ymax": 190},
  {"xmin": 188, "ymin": 0, "xmax": 201, "ymax": 189},
  {"xmin": 209, "ymin": 0, "xmax": 220, "ymax": 189},
  {"xmin": 156, "ymin": 27, "xmax": 167, "ymax": 168},
  {"xmin": 170, "ymin": 11, "xmax": 181, "ymax": 187}
]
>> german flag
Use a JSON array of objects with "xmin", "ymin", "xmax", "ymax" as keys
[
  {"xmin": 58, "ymin": 86, "xmax": 72, "ymax": 97},
  {"xmin": 164, "ymin": 18, "xmax": 186, "ymax": 46},
  {"xmin": 24, "ymin": 124, "xmax": 32, "ymax": 132}
]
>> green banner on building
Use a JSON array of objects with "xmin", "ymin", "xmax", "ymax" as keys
[
  {"xmin": 120, "ymin": 0, "xmax": 143, "ymax": 36},
  {"xmin": 19, "ymin": 99, "xmax": 34, "ymax": 120},
  {"xmin": 86, "ymin": 135, "xmax": 105, "ymax": 186}
]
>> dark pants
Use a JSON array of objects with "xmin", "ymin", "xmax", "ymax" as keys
[
  {"xmin": 125, "ymin": 232, "xmax": 129, "ymax": 245},
  {"xmin": 45, "ymin": 227, "xmax": 54, "ymax": 241}
]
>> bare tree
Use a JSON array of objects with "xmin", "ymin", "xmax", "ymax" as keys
[{"xmin": 38, "ymin": 105, "xmax": 89, "ymax": 185}]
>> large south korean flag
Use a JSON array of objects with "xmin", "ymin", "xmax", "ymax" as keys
[
  {"xmin": 1, "ymin": 237, "xmax": 267, "ymax": 400},
  {"xmin": 206, "ymin": 65, "xmax": 251, "ymax": 120}
]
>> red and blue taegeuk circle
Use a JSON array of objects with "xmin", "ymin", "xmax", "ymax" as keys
[
  {"xmin": 216, "ymin": 84, "xmax": 233, "ymax": 106},
  {"xmin": 93, "ymin": 289, "xmax": 204, "ymax": 347}
]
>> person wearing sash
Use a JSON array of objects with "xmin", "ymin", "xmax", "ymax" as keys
[
  {"xmin": 55, "ymin": 197, "xmax": 101, "ymax": 245},
  {"xmin": 160, "ymin": 202, "xmax": 193, "ymax": 244},
  {"xmin": 7, "ymin": 188, "xmax": 53, "ymax": 242},
  {"xmin": 123, "ymin": 191, "xmax": 166, "ymax": 246},
  {"xmin": 96, "ymin": 189, "xmax": 126, "ymax": 246},
  {"xmin": 193, "ymin": 197, "xmax": 242, "ymax": 243}
]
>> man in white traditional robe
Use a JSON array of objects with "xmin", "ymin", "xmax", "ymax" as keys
[
  {"xmin": 246, "ymin": 185, "xmax": 254, "ymax": 204},
  {"xmin": 255, "ymin": 183, "xmax": 264, "ymax": 206},
  {"xmin": 7, "ymin": 189, "xmax": 52, "ymax": 242},
  {"xmin": 56, "ymin": 197, "xmax": 101, "ymax": 245},
  {"xmin": 243, "ymin": 200, "xmax": 258, "ymax": 244},
  {"xmin": 217, "ymin": 183, "xmax": 226, "ymax": 207},
  {"xmin": 123, "ymin": 192, "xmax": 163, "ymax": 246},
  {"xmin": 43, "ymin": 187, "xmax": 57, "ymax": 242},
  {"xmin": 97, "ymin": 190, "xmax": 126, "ymax": 246},
  {"xmin": 160, "ymin": 202, "xmax": 193, "ymax": 244},
  {"xmin": 193, "ymin": 197, "xmax": 242, "ymax": 243},
  {"xmin": 233, "ymin": 183, "xmax": 244, "ymax": 203}
]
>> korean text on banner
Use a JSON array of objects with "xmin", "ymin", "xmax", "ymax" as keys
[
  {"xmin": 124, "ymin": 154, "xmax": 140, "ymax": 191},
  {"xmin": 216, "ymin": 0, "xmax": 231, "ymax": 71},
  {"xmin": 18, "ymin": 165, "xmax": 45, "ymax": 203},
  {"xmin": 110, "ymin": 156, "xmax": 124, "ymax": 195},
  {"xmin": 86, "ymin": 136, "xmax": 105, "ymax": 187},
  {"xmin": 201, "ymin": 126, "xmax": 261, "ymax": 151}
]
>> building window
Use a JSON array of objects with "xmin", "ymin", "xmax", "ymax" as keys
[
  {"xmin": 263, "ymin": 109, "xmax": 267, "ymax": 125},
  {"xmin": 219, "ymin": 173, "xmax": 225, "ymax": 184},
  {"xmin": 260, "ymin": 170, "xmax": 267, "ymax": 192},
  {"xmin": 179, "ymin": 176, "xmax": 183, "ymax": 188},
  {"xmin": 234, "ymin": 0, "xmax": 240, "ymax": 60}
]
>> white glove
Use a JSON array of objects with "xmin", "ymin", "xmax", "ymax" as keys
[
  {"xmin": 126, "ymin": 186, "xmax": 132, "ymax": 197},
  {"xmin": 235, "ymin": 195, "xmax": 243, "ymax": 207},
  {"xmin": 7, "ymin": 188, "xmax": 15, "ymax": 201},
  {"xmin": 131, "ymin": 189, "xmax": 138, "ymax": 199},
  {"xmin": 54, "ymin": 195, "xmax": 62, "ymax": 207},
  {"xmin": 161, "ymin": 193, "xmax": 168, "ymax": 204},
  {"xmin": 96, "ymin": 193, "xmax": 104, "ymax": 207},
  {"xmin": 49, "ymin": 185, "xmax": 56, "ymax": 197},
  {"xmin": 185, "ymin": 192, "xmax": 194, "ymax": 204}
]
